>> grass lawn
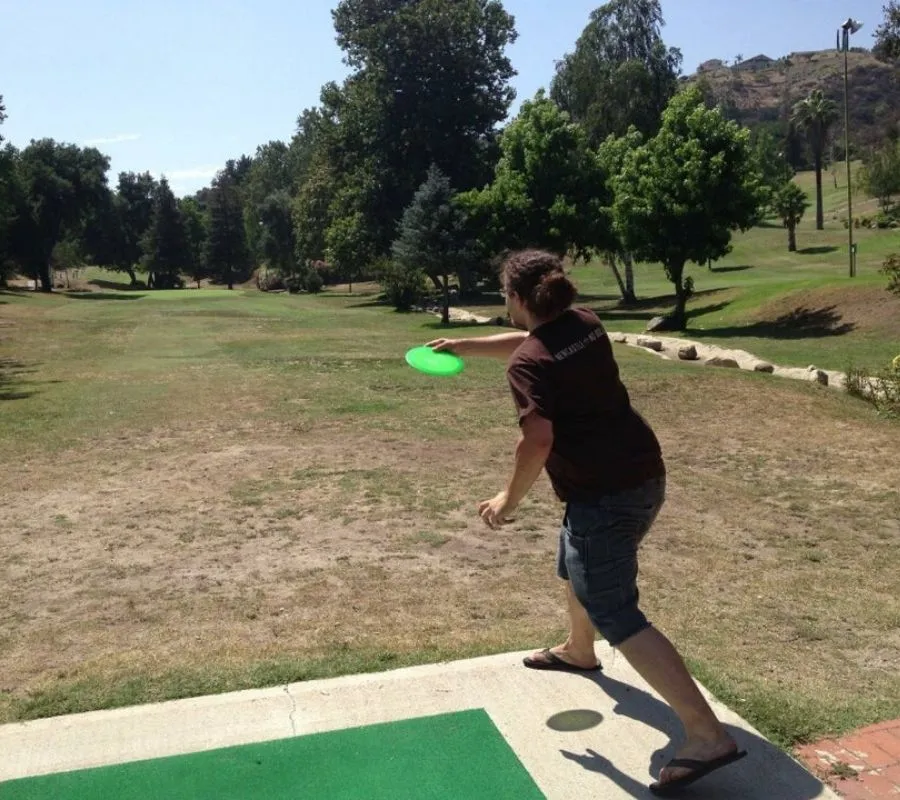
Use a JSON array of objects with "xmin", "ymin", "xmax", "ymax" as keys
[
  {"xmin": 457, "ymin": 167, "xmax": 900, "ymax": 371},
  {"xmin": 1, "ymin": 272, "xmax": 898, "ymax": 751}
]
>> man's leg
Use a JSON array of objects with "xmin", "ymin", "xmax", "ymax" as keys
[
  {"xmin": 617, "ymin": 626, "xmax": 737, "ymax": 784},
  {"xmin": 528, "ymin": 580, "xmax": 599, "ymax": 669}
]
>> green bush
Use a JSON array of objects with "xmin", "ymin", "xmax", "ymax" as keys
[
  {"xmin": 882, "ymin": 253, "xmax": 900, "ymax": 296},
  {"xmin": 304, "ymin": 267, "xmax": 324, "ymax": 294},
  {"xmin": 845, "ymin": 359, "xmax": 900, "ymax": 417},
  {"xmin": 374, "ymin": 257, "xmax": 427, "ymax": 312}
]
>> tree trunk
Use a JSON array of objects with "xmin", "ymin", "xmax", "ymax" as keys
[
  {"xmin": 227, "ymin": 266, "xmax": 233, "ymax": 290},
  {"xmin": 622, "ymin": 251, "xmax": 636, "ymax": 304},
  {"xmin": 441, "ymin": 273, "xmax": 450, "ymax": 326},
  {"xmin": 788, "ymin": 223, "xmax": 797, "ymax": 252},
  {"xmin": 669, "ymin": 261, "xmax": 688, "ymax": 331},
  {"xmin": 814, "ymin": 152, "xmax": 824, "ymax": 230},
  {"xmin": 606, "ymin": 253, "xmax": 628, "ymax": 303},
  {"xmin": 126, "ymin": 267, "xmax": 137, "ymax": 286},
  {"xmin": 38, "ymin": 262, "xmax": 52, "ymax": 293}
]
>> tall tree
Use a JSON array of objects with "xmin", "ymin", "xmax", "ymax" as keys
[
  {"xmin": 874, "ymin": 1, "xmax": 900, "ymax": 62},
  {"xmin": 550, "ymin": 0, "xmax": 682, "ymax": 146},
  {"xmin": 15, "ymin": 139, "xmax": 110, "ymax": 292},
  {"xmin": 243, "ymin": 141, "xmax": 294, "ymax": 260},
  {"xmin": 325, "ymin": 0, "xmax": 518, "ymax": 255},
  {"xmin": 392, "ymin": 165, "xmax": 474, "ymax": 323},
  {"xmin": 858, "ymin": 138, "xmax": 900, "ymax": 210},
  {"xmin": 774, "ymin": 182, "xmax": 810, "ymax": 252},
  {"xmin": 612, "ymin": 87, "xmax": 764, "ymax": 329},
  {"xmin": 140, "ymin": 177, "xmax": 190, "ymax": 289},
  {"xmin": 178, "ymin": 196, "xmax": 209, "ymax": 287},
  {"xmin": 750, "ymin": 129, "xmax": 794, "ymax": 214},
  {"xmin": 113, "ymin": 171, "xmax": 158, "ymax": 284},
  {"xmin": 597, "ymin": 128, "xmax": 645, "ymax": 303},
  {"xmin": 206, "ymin": 174, "xmax": 251, "ymax": 290},
  {"xmin": 0, "ymin": 97, "xmax": 13, "ymax": 284},
  {"xmin": 293, "ymin": 161, "xmax": 336, "ymax": 269},
  {"xmin": 792, "ymin": 90, "xmax": 839, "ymax": 230},
  {"xmin": 257, "ymin": 190, "xmax": 297, "ymax": 278},
  {"xmin": 460, "ymin": 93, "xmax": 614, "ymax": 262}
]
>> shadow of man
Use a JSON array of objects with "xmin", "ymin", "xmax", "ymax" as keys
[{"xmin": 552, "ymin": 667, "xmax": 828, "ymax": 798}]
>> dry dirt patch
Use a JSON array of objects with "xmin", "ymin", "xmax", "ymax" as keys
[{"xmin": 1, "ymin": 369, "xmax": 898, "ymax": 733}]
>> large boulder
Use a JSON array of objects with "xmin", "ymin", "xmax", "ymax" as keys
[
  {"xmin": 636, "ymin": 337, "xmax": 664, "ymax": 352},
  {"xmin": 678, "ymin": 345, "xmax": 699, "ymax": 361},
  {"xmin": 753, "ymin": 361, "xmax": 775, "ymax": 373},
  {"xmin": 706, "ymin": 356, "xmax": 740, "ymax": 369},
  {"xmin": 646, "ymin": 315, "xmax": 681, "ymax": 332}
]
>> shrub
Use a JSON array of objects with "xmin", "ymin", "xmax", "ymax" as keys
[
  {"xmin": 882, "ymin": 253, "xmax": 900, "ymax": 296},
  {"xmin": 374, "ymin": 257, "xmax": 427, "ymax": 312},
  {"xmin": 845, "ymin": 359, "xmax": 900, "ymax": 417}
]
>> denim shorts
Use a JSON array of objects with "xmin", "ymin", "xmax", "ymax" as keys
[{"xmin": 557, "ymin": 476, "xmax": 666, "ymax": 647}]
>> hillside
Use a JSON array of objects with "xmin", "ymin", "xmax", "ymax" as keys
[{"xmin": 687, "ymin": 50, "xmax": 900, "ymax": 154}]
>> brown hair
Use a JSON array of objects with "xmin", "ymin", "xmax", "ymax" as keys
[{"xmin": 502, "ymin": 250, "xmax": 576, "ymax": 319}]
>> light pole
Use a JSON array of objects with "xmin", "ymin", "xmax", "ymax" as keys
[{"xmin": 839, "ymin": 17, "xmax": 863, "ymax": 278}]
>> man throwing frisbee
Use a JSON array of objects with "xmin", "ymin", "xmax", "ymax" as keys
[{"xmin": 428, "ymin": 249, "xmax": 745, "ymax": 796}]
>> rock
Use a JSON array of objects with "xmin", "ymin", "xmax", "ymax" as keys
[
  {"xmin": 753, "ymin": 362, "xmax": 775, "ymax": 373},
  {"xmin": 705, "ymin": 356, "xmax": 740, "ymax": 369},
  {"xmin": 645, "ymin": 316, "xmax": 670, "ymax": 333},
  {"xmin": 677, "ymin": 345, "xmax": 698, "ymax": 361},
  {"xmin": 636, "ymin": 337, "xmax": 663, "ymax": 352},
  {"xmin": 809, "ymin": 369, "xmax": 829, "ymax": 386},
  {"xmin": 611, "ymin": 333, "xmax": 628, "ymax": 344}
]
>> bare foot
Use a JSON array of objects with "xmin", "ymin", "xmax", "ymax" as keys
[
  {"xmin": 656, "ymin": 734, "xmax": 739, "ymax": 788},
  {"xmin": 527, "ymin": 644, "xmax": 599, "ymax": 670}
]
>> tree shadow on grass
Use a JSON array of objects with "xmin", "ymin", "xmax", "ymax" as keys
[
  {"xmin": 88, "ymin": 279, "xmax": 146, "ymax": 291},
  {"xmin": 421, "ymin": 318, "xmax": 507, "ymax": 331},
  {"xmin": 64, "ymin": 292, "xmax": 146, "ymax": 301},
  {"xmin": 797, "ymin": 246, "xmax": 838, "ymax": 255},
  {"xmin": 591, "ymin": 300, "xmax": 733, "ymax": 324},
  {"xmin": 710, "ymin": 264, "xmax": 754, "ymax": 274},
  {"xmin": 0, "ymin": 288, "xmax": 35, "ymax": 301},
  {"xmin": 690, "ymin": 306, "xmax": 856, "ymax": 340},
  {"xmin": 0, "ymin": 358, "xmax": 37, "ymax": 401}
]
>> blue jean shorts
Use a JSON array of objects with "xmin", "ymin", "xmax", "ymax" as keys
[{"xmin": 557, "ymin": 476, "xmax": 666, "ymax": 647}]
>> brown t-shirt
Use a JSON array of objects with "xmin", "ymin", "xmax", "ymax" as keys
[{"xmin": 506, "ymin": 307, "xmax": 665, "ymax": 502}]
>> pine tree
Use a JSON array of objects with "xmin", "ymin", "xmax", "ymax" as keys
[
  {"xmin": 392, "ymin": 165, "xmax": 472, "ymax": 324},
  {"xmin": 206, "ymin": 175, "xmax": 250, "ymax": 290},
  {"xmin": 140, "ymin": 178, "xmax": 190, "ymax": 289}
]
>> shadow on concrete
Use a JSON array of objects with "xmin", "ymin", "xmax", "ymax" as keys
[{"xmin": 554, "ymin": 671, "xmax": 828, "ymax": 798}]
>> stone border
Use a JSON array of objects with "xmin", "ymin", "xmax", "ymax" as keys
[
  {"xmin": 608, "ymin": 331, "xmax": 845, "ymax": 390},
  {"xmin": 425, "ymin": 307, "xmax": 847, "ymax": 392}
]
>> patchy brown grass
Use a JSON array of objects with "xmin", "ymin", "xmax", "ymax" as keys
[{"xmin": 0, "ymin": 287, "xmax": 898, "ymax": 746}]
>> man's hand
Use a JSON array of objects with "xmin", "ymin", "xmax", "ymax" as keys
[
  {"xmin": 478, "ymin": 491, "xmax": 516, "ymax": 529},
  {"xmin": 426, "ymin": 337, "xmax": 468, "ymax": 356}
]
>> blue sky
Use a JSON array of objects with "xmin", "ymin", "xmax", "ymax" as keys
[{"xmin": 0, "ymin": 0, "xmax": 885, "ymax": 195}]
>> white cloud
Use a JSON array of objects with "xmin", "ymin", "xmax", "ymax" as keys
[{"xmin": 84, "ymin": 133, "xmax": 141, "ymax": 146}]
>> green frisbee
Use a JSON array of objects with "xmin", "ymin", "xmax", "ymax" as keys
[{"xmin": 405, "ymin": 345, "xmax": 465, "ymax": 377}]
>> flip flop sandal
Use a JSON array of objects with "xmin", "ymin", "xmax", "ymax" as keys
[
  {"xmin": 649, "ymin": 749, "xmax": 748, "ymax": 796},
  {"xmin": 522, "ymin": 648, "xmax": 602, "ymax": 672}
]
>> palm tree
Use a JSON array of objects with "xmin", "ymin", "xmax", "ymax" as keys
[
  {"xmin": 791, "ymin": 90, "xmax": 839, "ymax": 230},
  {"xmin": 774, "ymin": 182, "xmax": 810, "ymax": 252}
]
